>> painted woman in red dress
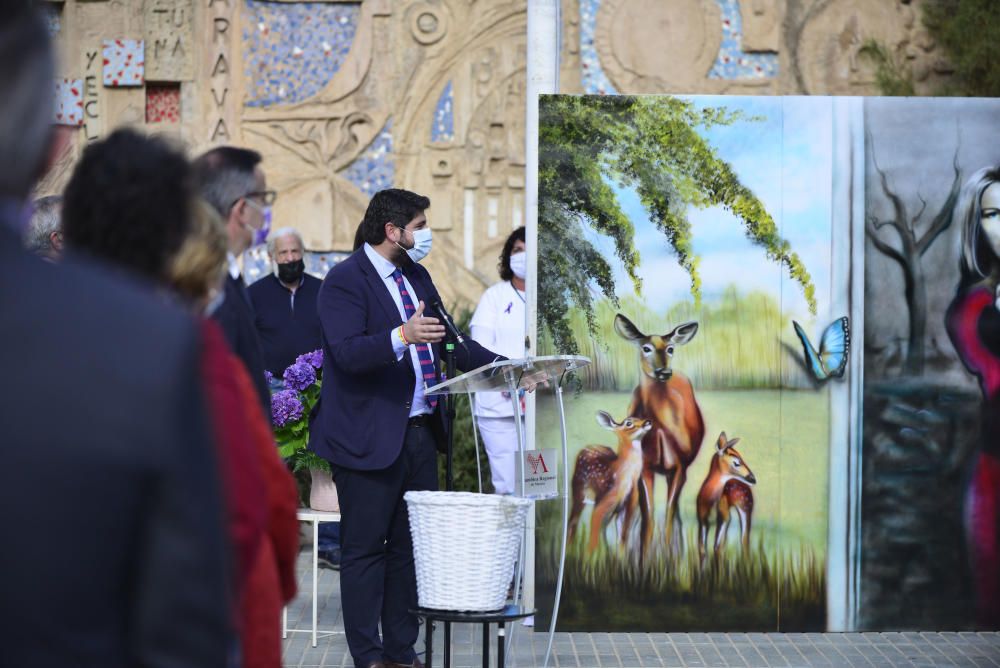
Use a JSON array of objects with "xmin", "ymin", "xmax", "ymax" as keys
[{"xmin": 945, "ymin": 166, "xmax": 1000, "ymax": 629}]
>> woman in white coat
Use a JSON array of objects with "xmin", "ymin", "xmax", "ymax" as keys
[{"xmin": 470, "ymin": 226, "xmax": 526, "ymax": 494}]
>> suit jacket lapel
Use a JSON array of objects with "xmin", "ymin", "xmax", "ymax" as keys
[
  {"xmin": 360, "ymin": 254, "xmax": 419, "ymax": 381},
  {"xmin": 359, "ymin": 250, "xmax": 404, "ymax": 325}
]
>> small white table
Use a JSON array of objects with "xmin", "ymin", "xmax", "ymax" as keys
[{"xmin": 282, "ymin": 508, "xmax": 342, "ymax": 647}]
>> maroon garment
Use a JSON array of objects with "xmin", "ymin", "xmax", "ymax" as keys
[
  {"xmin": 203, "ymin": 317, "xmax": 300, "ymax": 663},
  {"xmin": 230, "ymin": 337, "xmax": 300, "ymax": 667},
  {"xmin": 200, "ymin": 319, "xmax": 268, "ymax": 614},
  {"xmin": 946, "ymin": 284, "xmax": 1000, "ymax": 628}
]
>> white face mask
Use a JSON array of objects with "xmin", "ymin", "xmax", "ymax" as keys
[
  {"xmin": 397, "ymin": 227, "xmax": 433, "ymax": 264},
  {"xmin": 509, "ymin": 251, "xmax": 527, "ymax": 280}
]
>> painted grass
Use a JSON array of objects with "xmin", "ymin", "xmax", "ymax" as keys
[{"xmin": 535, "ymin": 515, "xmax": 826, "ymax": 631}]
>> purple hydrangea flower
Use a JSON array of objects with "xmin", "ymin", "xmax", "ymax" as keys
[
  {"xmin": 296, "ymin": 349, "xmax": 323, "ymax": 369},
  {"xmin": 271, "ymin": 389, "xmax": 303, "ymax": 428},
  {"xmin": 264, "ymin": 370, "xmax": 274, "ymax": 385},
  {"xmin": 283, "ymin": 361, "xmax": 317, "ymax": 392}
]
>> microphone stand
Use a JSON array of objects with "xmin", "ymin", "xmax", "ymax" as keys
[
  {"xmin": 444, "ymin": 339, "xmax": 456, "ymax": 493},
  {"xmin": 432, "ymin": 299, "xmax": 467, "ymax": 666},
  {"xmin": 432, "ymin": 299, "xmax": 464, "ymax": 493},
  {"xmin": 441, "ymin": 338, "xmax": 457, "ymax": 666}
]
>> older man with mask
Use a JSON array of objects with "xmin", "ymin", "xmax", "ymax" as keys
[
  {"xmin": 248, "ymin": 227, "xmax": 322, "ymax": 384},
  {"xmin": 249, "ymin": 226, "xmax": 341, "ymax": 567}
]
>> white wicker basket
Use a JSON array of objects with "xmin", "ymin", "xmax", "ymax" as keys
[{"xmin": 404, "ymin": 491, "xmax": 532, "ymax": 612}]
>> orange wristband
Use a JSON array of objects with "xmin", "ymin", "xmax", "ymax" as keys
[{"xmin": 398, "ymin": 325, "xmax": 409, "ymax": 346}]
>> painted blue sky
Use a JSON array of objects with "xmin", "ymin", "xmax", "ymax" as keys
[{"xmin": 581, "ymin": 95, "xmax": 833, "ymax": 321}]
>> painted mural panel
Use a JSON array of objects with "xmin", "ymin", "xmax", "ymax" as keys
[
  {"xmin": 536, "ymin": 95, "xmax": 838, "ymax": 631},
  {"xmin": 860, "ymin": 97, "xmax": 1000, "ymax": 631}
]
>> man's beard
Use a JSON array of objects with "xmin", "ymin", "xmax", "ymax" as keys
[{"xmin": 393, "ymin": 241, "xmax": 413, "ymax": 265}]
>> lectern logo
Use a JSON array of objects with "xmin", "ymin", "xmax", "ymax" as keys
[{"xmin": 527, "ymin": 453, "xmax": 549, "ymax": 474}]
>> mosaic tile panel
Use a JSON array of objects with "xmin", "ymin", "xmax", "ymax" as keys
[
  {"xmin": 242, "ymin": 245, "xmax": 269, "ymax": 283},
  {"xmin": 708, "ymin": 0, "xmax": 778, "ymax": 80},
  {"xmin": 579, "ymin": 0, "xmax": 618, "ymax": 95},
  {"xmin": 303, "ymin": 251, "xmax": 350, "ymax": 278},
  {"xmin": 103, "ymin": 39, "xmax": 145, "ymax": 87},
  {"xmin": 243, "ymin": 0, "xmax": 359, "ymax": 108},
  {"xmin": 578, "ymin": 0, "xmax": 778, "ymax": 94},
  {"xmin": 146, "ymin": 83, "xmax": 181, "ymax": 124},
  {"xmin": 431, "ymin": 80, "xmax": 454, "ymax": 143},
  {"xmin": 341, "ymin": 120, "xmax": 394, "ymax": 198},
  {"xmin": 53, "ymin": 78, "xmax": 83, "ymax": 126}
]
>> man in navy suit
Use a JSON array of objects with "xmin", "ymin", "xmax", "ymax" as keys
[
  {"xmin": 310, "ymin": 189, "xmax": 499, "ymax": 668},
  {"xmin": 193, "ymin": 146, "xmax": 273, "ymax": 415},
  {"xmin": 0, "ymin": 6, "xmax": 230, "ymax": 665}
]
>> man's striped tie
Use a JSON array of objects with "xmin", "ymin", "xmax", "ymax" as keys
[{"xmin": 392, "ymin": 268, "xmax": 438, "ymax": 410}]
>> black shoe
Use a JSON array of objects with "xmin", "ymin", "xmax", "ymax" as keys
[
  {"xmin": 317, "ymin": 547, "xmax": 341, "ymax": 570},
  {"xmin": 386, "ymin": 658, "xmax": 423, "ymax": 668}
]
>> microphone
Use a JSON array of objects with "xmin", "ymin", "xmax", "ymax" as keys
[{"xmin": 431, "ymin": 299, "xmax": 466, "ymax": 345}]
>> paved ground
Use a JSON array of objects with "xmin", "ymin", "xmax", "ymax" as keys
[{"xmin": 282, "ymin": 553, "xmax": 1000, "ymax": 668}]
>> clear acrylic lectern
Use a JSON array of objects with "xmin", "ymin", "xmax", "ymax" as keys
[{"xmin": 425, "ymin": 354, "xmax": 591, "ymax": 668}]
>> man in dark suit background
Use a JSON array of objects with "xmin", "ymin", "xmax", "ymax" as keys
[
  {"xmin": 310, "ymin": 189, "xmax": 500, "ymax": 668},
  {"xmin": 0, "ymin": 6, "xmax": 230, "ymax": 665},
  {"xmin": 193, "ymin": 146, "xmax": 273, "ymax": 414}
]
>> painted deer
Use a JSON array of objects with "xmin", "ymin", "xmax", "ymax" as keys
[
  {"xmin": 568, "ymin": 411, "xmax": 652, "ymax": 554},
  {"xmin": 614, "ymin": 313, "xmax": 704, "ymax": 559},
  {"xmin": 696, "ymin": 432, "xmax": 756, "ymax": 561}
]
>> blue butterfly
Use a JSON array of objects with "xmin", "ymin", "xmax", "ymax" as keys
[{"xmin": 792, "ymin": 317, "xmax": 850, "ymax": 381}]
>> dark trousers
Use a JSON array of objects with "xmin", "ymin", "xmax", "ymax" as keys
[{"xmin": 333, "ymin": 422, "xmax": 439, "ymax": 668}]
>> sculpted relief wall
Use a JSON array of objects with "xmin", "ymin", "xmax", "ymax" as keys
[
  {"xmin": 561, "ymin": 0, "xmax": 953, "ymax": 97},
  {"xmin": 40, "ymin": 0, "xmax": 947, "ymax": 307},
  {"xmin": 41, "ymin": 0, "xmax": 527, "ymax": 308}
]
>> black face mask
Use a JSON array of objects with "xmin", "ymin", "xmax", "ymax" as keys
[{"xmin": 277, "ymin": 259, "xmax": 305, "ymax": 284}]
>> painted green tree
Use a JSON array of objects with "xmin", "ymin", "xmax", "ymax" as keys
[{"xmin": 538, "ymin": 95, "xmax": 816, "ymax": 354}]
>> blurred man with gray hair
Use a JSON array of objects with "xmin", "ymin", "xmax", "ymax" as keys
[
  {"xmin": 248, "ymin": 226, "xmax": 322, "ymax": 381},
  {"xmin": 192, "ymin": 146, "xmax": 273, "ymax": 414},
  {"xmin": 24, "ymin": 194, "xmax": 62, "ymax": 259}
]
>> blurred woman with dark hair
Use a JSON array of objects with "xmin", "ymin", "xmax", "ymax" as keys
[
  {"xmin": 63, "ymin": 129, "xmax": 299, "ymax": 666},
  {"xmin": 470, "ymin": 226, "xmax": 526, "ymax": 494}
]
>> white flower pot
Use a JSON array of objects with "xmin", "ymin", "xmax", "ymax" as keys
[{"xmin": 308, "ymin": 467, "xmax": 339, "ymax": 512}]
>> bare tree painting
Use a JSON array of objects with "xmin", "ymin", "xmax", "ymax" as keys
[{"xmin": 865, "ymin": 136, "xmax": 962, "ymax": 376}]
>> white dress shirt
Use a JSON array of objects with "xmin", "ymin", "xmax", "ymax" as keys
[
  {"xmin": 363, "ymin": 243, "xmax": 434, "ymax": 417},
  {"xmin": 470, "ymin": 280, "xmax": 526, "ymax": 418},
  {"xmin": 227, "ymin": 252, "xmax": 241, "ymax": 280}
]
